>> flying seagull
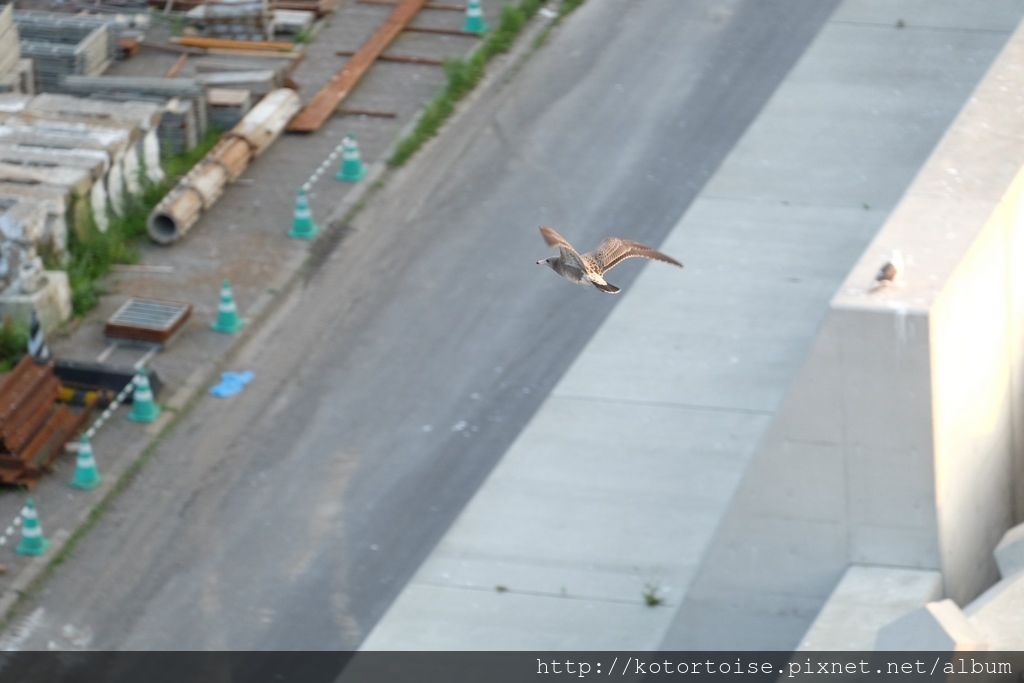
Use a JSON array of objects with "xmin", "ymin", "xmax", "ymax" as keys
[{"xmin": 535, "ymin": 225, "xmax": 682, "ymax": 294}]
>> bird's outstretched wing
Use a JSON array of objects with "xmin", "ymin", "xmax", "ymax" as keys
[
  {"xmin": 591, "ymin": 237, "xmax": 683, "ymax": 273},
  {"xmin": 539, "ymin": 225, "xmax": 585, "ymax": 269}
]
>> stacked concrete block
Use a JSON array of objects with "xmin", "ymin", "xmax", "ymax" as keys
[
  {"xmin": 60, "ymin": 76, "xmax": 208, "ymax": 155},
  {"xmin": 26, "ymin": 93, "xmax": 164, "ymax": 185}
]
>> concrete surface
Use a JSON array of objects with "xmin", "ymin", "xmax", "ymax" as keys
[
  {"xmin": 994, "ymin": 522, "xmax": 1024, "ymax": 578},
  {"xmin": 364, "ymin": 0, "xmax": 1024, "ymax": 651},
  {"xmin": 876, "ymin": 599, "xmax": 987, "ymax": 651},
  {"xmin": 964, "ymin": 571, "xmax": 1024, "ymax": 649},
  {"xmin": 666, "ymin": 1, "xmax": 1024, "ymax": 649},
  {"xmin": 799, "ymin": 566, "xmax": 942, "ymax": 650},
  {"xmin": 0, "ymin": 0, "xmax": 835, "ymax": 650}
]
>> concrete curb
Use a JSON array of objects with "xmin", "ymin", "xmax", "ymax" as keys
[{"xmin": 0, "ymin": 1, "xmax": 562, "ymax": 628}]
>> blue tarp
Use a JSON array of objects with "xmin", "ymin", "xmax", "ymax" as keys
[{"xmin": 209, "ymin": 370, "xmax": 254, "ymax": 398}]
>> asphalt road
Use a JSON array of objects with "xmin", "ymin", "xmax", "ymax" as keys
[{"xmin": 4, "ymin": 0, "xmax": 836, "ymax": 650}]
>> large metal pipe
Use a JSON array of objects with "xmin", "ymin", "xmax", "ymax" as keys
[{"xmin": 147, "ymin": 87, "xmax": 300, "ymax": 244}]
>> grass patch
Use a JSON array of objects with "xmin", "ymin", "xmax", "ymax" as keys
[
  {"xmin": 387, "ymin": 0, "xmax": 547, "ymax": 167},
  {"xmin": 0, "ymin": 318, "xmax": 28, "ymax": 372},
  {"xmin": 642, "ymin": 581, "xmax": 664, "ymax": 607},
  {"xmin": 66, "ymin": 129, "xmax": 222, "ymax": 316}
]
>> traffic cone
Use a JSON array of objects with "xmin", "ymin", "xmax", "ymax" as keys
[
  {"xmin": 70, "ymin": 434, "xmax": 101, "ymax": 490},
  {"xmin": 27, "ymin": 308, "xmax": 51, "ymax": 364},
  {"xmin": 128, "ymin": 371, "xmax": 160, "ymax": 423},
  {"xmin": 288, "ymin": 188, "xmax": 319, "ymax": 240},
  {"xmin": 335, "ymin": 134, "xmax": 365, "ymax": 183},
  {"xmin": 463, "ymin": 0, "xmax": 488, "ymax": 33},
  {"xmin": 15, "ymin": 498, "xmax": 49, "ymax": 556},
  {"xmin": 211, "ymin": 279, "xmax": 244, "ymax": 334}
]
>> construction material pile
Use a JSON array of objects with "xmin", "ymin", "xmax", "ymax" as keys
[
  {"xmin": 12, "ymin": 10, "xmax": 115, "ymax": 92},
  {"xmin": 60, "ymin": 75, "xmax": 208, "ymax": 155},
  {"xmin": 0, "ymin": 91, "xmax": 164, "ymax": 255},
  {"xmin": 0, "ymin": 355, "xmax": 94, "ymax": 487},
  {"xmin": 0, "ymin": 5, "xmax": 33, "ymax": 94},
  {"xmin": 185, "ymin": 0, "xmax": 272, "ymax": 40}
]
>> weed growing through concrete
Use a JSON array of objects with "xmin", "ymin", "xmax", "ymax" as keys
[
  {"xmin": 388, "ymin": 0, "xmax": 547, "ymax": 167},
  {"xmin": 0, "ymin": 318, "xmax": 28, "ymax": 371},
  {"xmin": 642, "ymin": 582, "xmax": 664, "ymax": 607}
]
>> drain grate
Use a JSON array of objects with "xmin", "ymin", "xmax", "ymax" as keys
[{"xmin": 104, "ymin": 297, "xmax": 192, "ymax": 344}]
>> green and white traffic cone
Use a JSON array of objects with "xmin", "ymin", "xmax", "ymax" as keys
[
  {"xmin": 128, "ymin": 371, "xmax": 160, "ymax": 423},
  {"xmin": 70, "ymin": 434, "xmax": 101, "ymax": 490},
  {"xmin": 335, "ymin": 134, "xmax": 366, "ymax": 183},
  {"xmin": 463, "ymin": 0, "xmax": 488, "ymax": 33},
  {"xmin": 16, "ymin": 498, "xmax": 49, "ymax": 556},
  {"xmin": 288, "ymin": 188, "xmax": 319, "ymax": 240},
  {"xmin": 211, "ymin": 279, "xmax": 244, "ymax": 334}
]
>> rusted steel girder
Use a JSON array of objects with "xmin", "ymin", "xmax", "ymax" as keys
[{"xmin": 288, "ymin": 0, "xmax": 429, "ymax": 133}]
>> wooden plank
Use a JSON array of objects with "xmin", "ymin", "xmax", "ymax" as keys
[
  {"xmin": 172, "ymin": 36, "xmax": 297, "ymax": 52},
  {"xmin": 288, "ymin": 0, "xmax": 429, "ymax": 133}
]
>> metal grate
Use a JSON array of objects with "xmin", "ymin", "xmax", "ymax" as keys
[{"xmin": 105, "ymin": 297, "xmax": 192, "ymax": 344}]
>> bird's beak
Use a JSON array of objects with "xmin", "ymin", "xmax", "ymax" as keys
[{"xmin": 536, "ymin": 259, "xmax": 546, "ymax": 265}]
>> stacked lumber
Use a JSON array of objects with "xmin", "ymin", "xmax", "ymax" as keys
[{"xmin": 0, "ymin": 356, "xmax": 93, "ymax": 487}]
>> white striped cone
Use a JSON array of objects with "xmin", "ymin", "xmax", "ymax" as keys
[
  {"xmin": 463, "ymin": 0, "xmax": 488, "ymax": 33},
  {"xmin": 28, "ymin": 309, "xmax": 51, "ymax": 363},
  {"xmin": 70, "ymin": 435, "xmax": 101, "ymax": 490},
  {"xmin": 129, "ymin": 372, "xmax": 160, "ymax": 423},
  {"xmin": 212, "ymin": 279, "xmax": 243, "ymax": 333},
  {"xmin": 289, "ymin": 189, "xmax": 318, "ymax": 239},
  {"xmin": 336, "ymin": 135, "xmax": 365, "ymax": 182},
  {"xmin": 16, "ymin": 498, "xmax": 49, "ymax": 556}
]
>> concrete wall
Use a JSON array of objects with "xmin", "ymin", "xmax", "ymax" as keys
[{"xmin": 666, "ymin": 12, "xmax": 1024, "ymax": 648}]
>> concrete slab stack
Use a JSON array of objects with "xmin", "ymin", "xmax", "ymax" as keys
[{"xmin": 60, "ymin": 75, "xmax": 208, "ymax": 155}]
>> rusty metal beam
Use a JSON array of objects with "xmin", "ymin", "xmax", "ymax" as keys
[
  {"xmin": 335, "ymin": 49, "xmax": 442, "ymax": 66},
  {"xmin": 359, "ymin": 0, "xmax": 464, "ymax": 10},
  {"xmin": 172, "ymin": 36, "xmax": 296, "ymax": 52},
  {"xmin": 288, "ymin": 0, "xmax": 429, "ymax": 133},
  {"xmin": 165, "ymin": 53, "xmax": 189, "ymax": 77}
]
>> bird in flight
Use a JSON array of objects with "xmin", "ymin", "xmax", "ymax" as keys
[{"xmin": 535, "ymin": 225, "xmax": 682, "ymax": 294}]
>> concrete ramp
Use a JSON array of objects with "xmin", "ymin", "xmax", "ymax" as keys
[{"xmin": 664, "ymin": 10, "xmax": 1024, "ymax": 650}]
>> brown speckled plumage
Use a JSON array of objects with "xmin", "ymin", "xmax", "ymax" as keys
[{"xmin": 535, "ymin": 225, "xmax": 682, "ymax": 294}]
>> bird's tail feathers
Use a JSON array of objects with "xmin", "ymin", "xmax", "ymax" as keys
[{"xmin": 593, "ymin": 281, "xmax": 620, "ymax": 294}]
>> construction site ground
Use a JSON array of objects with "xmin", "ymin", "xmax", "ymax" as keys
[{"xmin": 0, "ymin": 0, "xmax": 522, "ymax": 623}]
